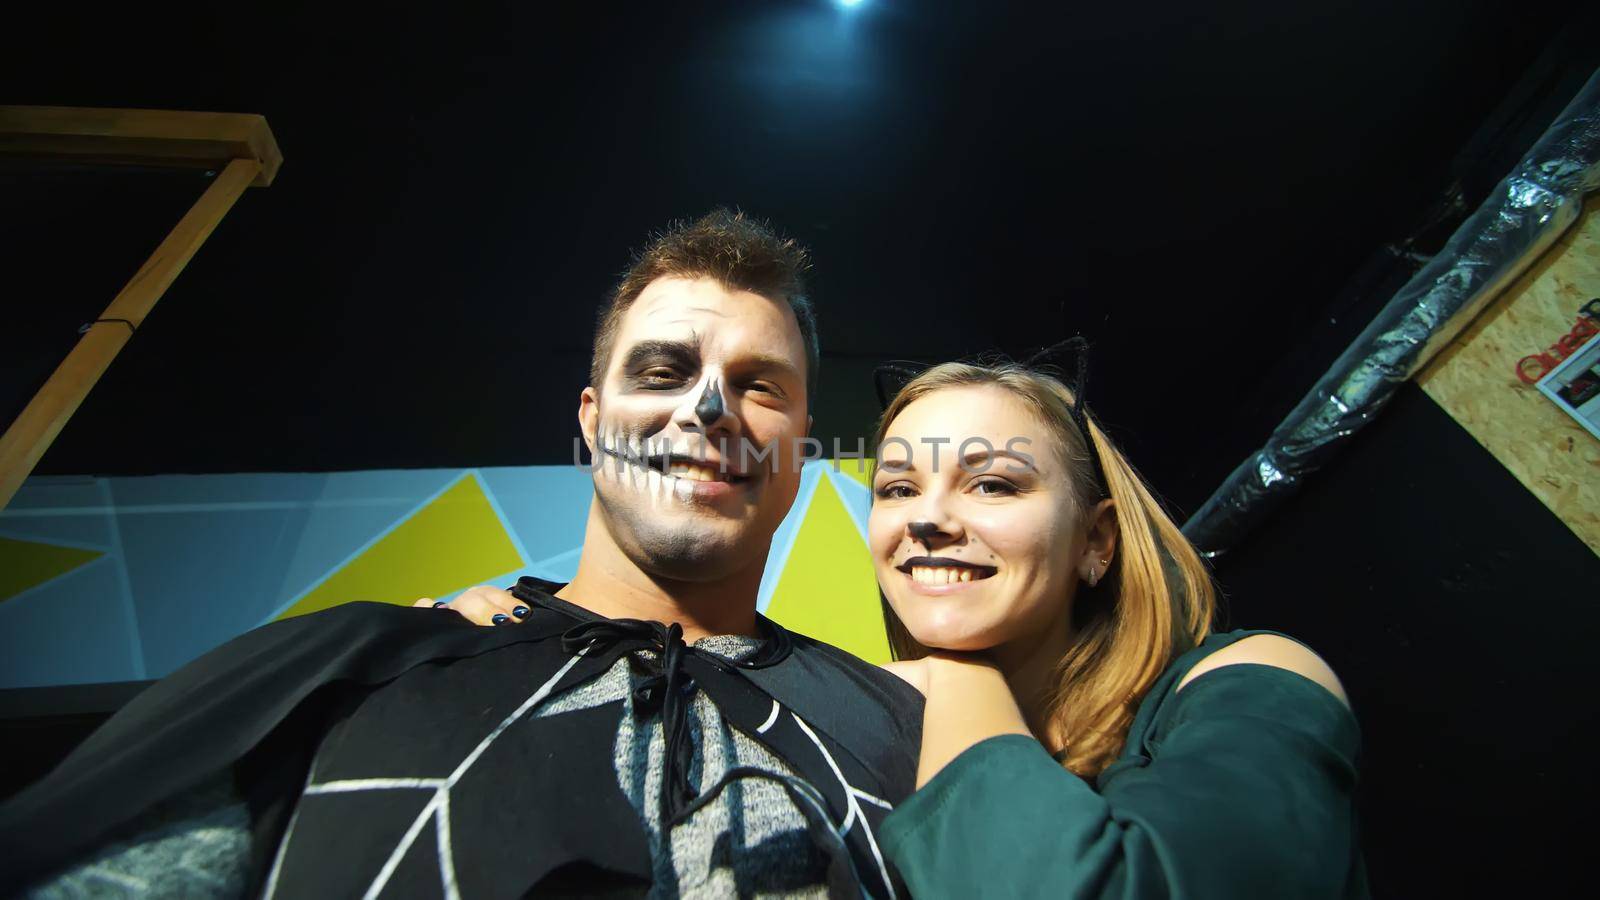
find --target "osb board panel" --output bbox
[1418,196,1600,555]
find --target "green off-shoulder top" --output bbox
[880,629,1368,899]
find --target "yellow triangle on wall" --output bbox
[764,474,890,664]
[0,536,103,604]
[276,473,523,620]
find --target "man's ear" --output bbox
[579,386,600,453]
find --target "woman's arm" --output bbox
[881,650,1364,899]
[914,654,1033,788]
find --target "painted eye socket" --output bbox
[638,368,686,386]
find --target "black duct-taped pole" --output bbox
[1183,67,1600,557]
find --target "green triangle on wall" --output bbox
[764,473,890,664]
[276,473,524,619]
[0,536,104,604]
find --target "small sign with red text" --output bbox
[1535,315,1600,442]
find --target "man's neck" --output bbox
[554,509,765,643]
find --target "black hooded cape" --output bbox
[0,580,922,897]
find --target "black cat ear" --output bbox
[873,361,931,410]
[1023,335,1092,409]
[1023,334,1106,495]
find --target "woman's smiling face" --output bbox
[869,384,1086,652]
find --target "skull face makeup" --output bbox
[579,275,812,583]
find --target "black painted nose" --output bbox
[694,377,725,425]
[908,521,940,552]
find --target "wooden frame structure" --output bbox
[0,106,282,509]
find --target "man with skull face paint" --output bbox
[1,211,922,898]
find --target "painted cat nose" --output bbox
[908,521,940,551]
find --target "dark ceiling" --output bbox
[3,0,1591,515]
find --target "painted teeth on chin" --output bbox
[599,433,728,499]
[599,433,619,480]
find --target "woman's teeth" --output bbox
[909,566,983,585]
[667,462,721,482]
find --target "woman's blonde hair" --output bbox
[872,361,1215,778]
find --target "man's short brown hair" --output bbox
[590,209,819,406]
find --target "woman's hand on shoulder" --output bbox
[411,585,528,626]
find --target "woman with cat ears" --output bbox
[869,337,1366,898]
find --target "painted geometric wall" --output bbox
[0,461,886,688]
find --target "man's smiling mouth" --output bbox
[895,556,998,585]
[645,453,752,484]
[598,438,753,485]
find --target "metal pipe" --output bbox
[1183,68,1600,556]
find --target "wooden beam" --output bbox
[0,157,262,509]
[0,106,282,186]
[1417,196,1600,556]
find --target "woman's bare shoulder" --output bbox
[1176,634,1349,708]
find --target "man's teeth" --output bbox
[909,566,985,585]
[667,462,722,482]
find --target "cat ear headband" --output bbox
[872,335,1106,496]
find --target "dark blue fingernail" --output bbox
[492,614,509,625]
[513,606,530,618]
[432,601,449,608]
